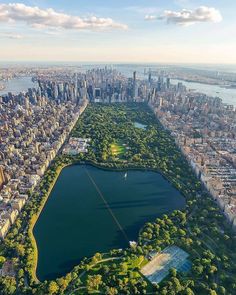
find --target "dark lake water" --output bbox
[33,165,185,281]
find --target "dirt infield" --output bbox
[141,246,189,284]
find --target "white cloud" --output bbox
[145,15,159,21]
[145,6,222,26]
[0,32,24,39]
[0,3,128,31]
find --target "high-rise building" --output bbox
[133,71,138,99]
[167,77,170,89]
[159,97,163,108]
[81,79,88,101]
[157,77,162,92]
[148,72,152,84]
[0,166,6,190]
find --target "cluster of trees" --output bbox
[135,197,236,295]
[71,253,149,294]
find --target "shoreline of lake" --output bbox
[32,161,185,281]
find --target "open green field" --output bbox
[110,141,127,157]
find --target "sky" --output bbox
[0,0,235,64]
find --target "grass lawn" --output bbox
[110,141,127,157]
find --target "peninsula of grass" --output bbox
[1,103,236,295]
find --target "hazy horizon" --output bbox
[1,61,236,74]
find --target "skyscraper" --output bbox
[75,72,78,100]
[167,77,171,89]
[0,166,6,190]
[133,71,138,100]
[148,72,152,84]
[157,77,162,92]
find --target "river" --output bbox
[172,79,236,106]
[0,76,36,96]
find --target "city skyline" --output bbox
[0,0,235,64]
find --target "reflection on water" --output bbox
[34,165,185,280]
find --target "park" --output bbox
[1,103,236,295]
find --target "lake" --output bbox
[33,165,185,281]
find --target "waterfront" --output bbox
[103,64,236,106]
[0,76,36,95]
[96,64,236,106]
[33,165,185,281]
[1,66,236,106]
[172,78,236,106]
